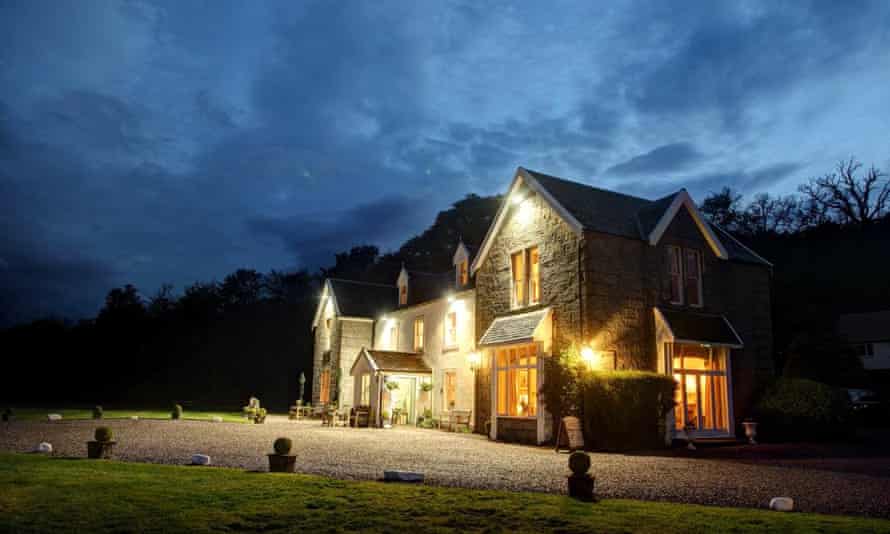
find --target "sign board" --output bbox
[555,416,584,452]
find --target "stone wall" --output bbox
[496,417,537,444]
[335,319,374,407]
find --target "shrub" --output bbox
[755,378,851,441]
[254,408,268,424]
[171,404,183,420]
[568,451,590,475]
[94,427,113,442]
[580,371,675,451]
[92,406,104,420]
[273,437,293,455]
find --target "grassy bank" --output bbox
[7,407,247,423]
[0,453,887,533]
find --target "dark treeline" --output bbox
[2,159,887,409]
[0,195,501,411]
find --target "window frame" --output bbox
[413,316,424,352]
[443,310,458,349]
[510,245,541,309]
[667,245,684,305]
[443,369,457,410]
[360,373,370,405]
[399,284,408,306]
[389,321,399,350]
[495,343,539,418]
[458,260,469,286]
[685,249,703,308]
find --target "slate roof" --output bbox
[329,279,398,318]
[523,168,771,267]
[658,308,743,347]
[838,310,890,343]
[404,270,454,306]
[478,307,550,347]
[363,349,432,373]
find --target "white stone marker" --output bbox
[130,416,139,420]
[47,414,62,421]
[35,442,53,453]
[211,416,223,423]
[191,454,212,466]
[769,497,794,512]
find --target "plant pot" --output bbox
[567,473,595,502]
[267,454,296,473]
[742,421,758,444]
[86,440,116,459]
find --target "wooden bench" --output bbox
[451,409,471,432]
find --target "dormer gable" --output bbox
[641,190,728,260]
[453,240,470,287]
[397,266,409,306]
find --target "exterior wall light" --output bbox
[467,351,481,371]
[512,194,526,205]
[580,346,597,367]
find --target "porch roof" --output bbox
[657,307,743,348]
[352,347,432,374]
[478,307,550,347]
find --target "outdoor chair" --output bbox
[334,407,350,427]
[451,409,471,432]
[437,411,452,431]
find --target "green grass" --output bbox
[0,454,887,533]
[9,407,248,423]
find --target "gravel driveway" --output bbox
[3,417,889,518]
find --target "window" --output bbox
[667,246,683,304]
[389,321,399,350]
[325,318,332,330]
[458,260,469,286]
[495,344,538,417]
[413,317,424,352]
[685,249,702,307]
[399,284,407,306]
[360,374,370,405]
[671,344,729,433]
[319,369,331,404]
[443,370,457,409]
[511,246,540,308]
[444,311,458,348]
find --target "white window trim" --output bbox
[443,311,458,350]
[667,343,734,438]
[413,316,424,352]
[509,245,541,310]
[667,246,704,308]
[494,343,539,419]
[686,249,704,308]
[668,245,684,306]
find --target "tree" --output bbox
[741,193,800,234]
[321,245,380,280]
[220,269,264,307]
[265,269,314,303]
[799,157,890,225]
[699,187,744,231]
[147,283,177,318]
[97,284,145,325]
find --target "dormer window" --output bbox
[399,284,407,306]
[666,245,703,307]
[458,260,469,286]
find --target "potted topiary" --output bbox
[268,437,296,473]
[254,408,268,424]
[171,404,183,420]
[381,410,391,428]
[87,427,116,459]
[567,451,595,502]
[92,405,104,420]
[742,418,758,445]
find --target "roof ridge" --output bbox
[523,167,654,203]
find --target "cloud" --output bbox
[606,143,703,176]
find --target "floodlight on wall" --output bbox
[467,351,482,372]
[580,346,597,367]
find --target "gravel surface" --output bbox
[3,417,890,518]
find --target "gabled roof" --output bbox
[311,278,398,329]
[401,270,454,307]
[471,167,769,273]
[351,347,432,374]
[838,310,890,344]
[478,307,550,347]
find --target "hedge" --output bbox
[754,378,851,442]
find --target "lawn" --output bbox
[8,407,247,423]
[1,454,887,533]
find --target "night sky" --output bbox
[1,1,889,325]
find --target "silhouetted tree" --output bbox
[147,283,177,318]
[220,269,264,307]
[799,157,889,225]
[700,187,744,231]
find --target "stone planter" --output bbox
[567,473,596,502]
[267,454,296,473]
[86,440,116,459]
[743,421,758,445]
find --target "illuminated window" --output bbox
[319,369,331,404]
[399,284,408,306]
[511,246,540,308]
[444,311,458,348]
[672,344,728,433]
[360,374,370,405]
[685,249,702,307]
[458,260,469,286]
[443,370,457,409]
[495,344,538,417]
[667,246,683,305]
[413,316,424,352]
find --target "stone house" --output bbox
[472,167,773,444]
[311,166,773,445]
[312,243,478,427]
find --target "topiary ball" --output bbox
[92,406,104,419]
[171,404,183,420]
[568,451,591,475]
[94,427,113,442]
[273,437,293,455]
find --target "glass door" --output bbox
[672,344,730,435]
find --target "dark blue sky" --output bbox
[1,1,889,324]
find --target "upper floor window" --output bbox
[511,246,540,308]
[388,321,399,350]
[413,316,424,352]
[399,284,408,306]
[458,260,469,286]
[444,310,458,348]
[667,246,703,307]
